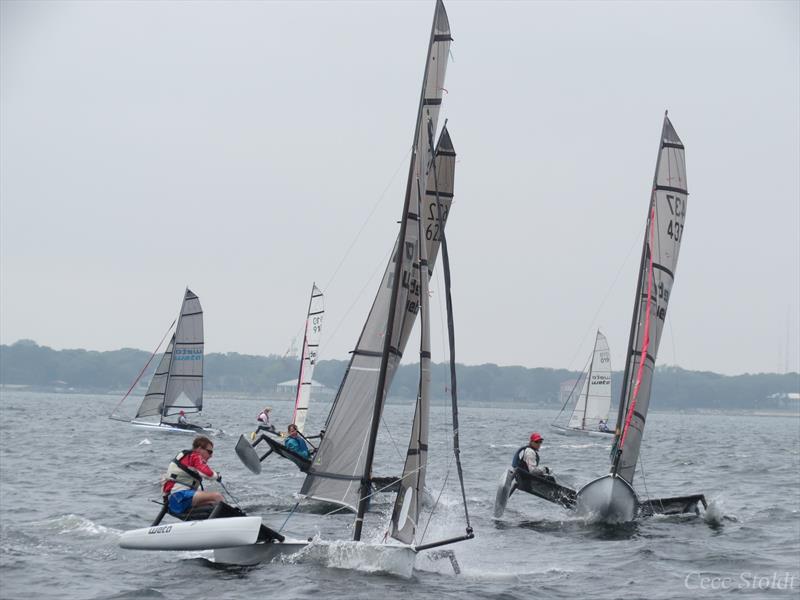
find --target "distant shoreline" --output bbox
[3,387,799,417]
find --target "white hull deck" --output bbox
[131,420,218,436]
[119,516,418,577]
[120,516,264,550]
[550,423,614,439]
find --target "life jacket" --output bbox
[285,435,309,459]
[165,450,204,493]
[511,445,538,471]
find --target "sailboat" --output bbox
[112,288,216,436]
[495,113,706,522]
[120,0,472,572]
[292,283,324,434]
[550,330,614,437]
[239,283,326,471]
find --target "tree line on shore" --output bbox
[1,339,798,410]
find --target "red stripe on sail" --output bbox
[619,200,656,451]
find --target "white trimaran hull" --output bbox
[130,420,218,436]
[549,423,614,438]
[119,516,418,574]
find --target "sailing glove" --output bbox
[216,474,223,482]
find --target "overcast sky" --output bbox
[2,0,798,377]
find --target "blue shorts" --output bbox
[168,489,195,514]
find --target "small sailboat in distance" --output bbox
[496,113,706,522]
[551,330,614,437]
[292,283,324,435]
[111,288,216,435]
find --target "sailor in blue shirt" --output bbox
[285,423,310,459]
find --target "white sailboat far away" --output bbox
[119,0,472,575]
[550,330,615,437]
[495,113,706,523]
[110,288,217,436]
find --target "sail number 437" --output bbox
[666,194,686,242]
[667,220,683,241]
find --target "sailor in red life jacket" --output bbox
[163,436,224,516]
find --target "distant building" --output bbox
[275,379,332,397]
[764,392,800,409]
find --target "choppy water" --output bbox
[1,390,798,599]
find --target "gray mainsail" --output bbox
[612,114,688,483]
[135,289,204,420]
[299,0,452,512]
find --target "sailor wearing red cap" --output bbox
[516,432,550,476]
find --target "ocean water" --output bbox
[0,390,798,599]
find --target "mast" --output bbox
[613,230,649,444]
[581,332,598,430]
[389,176,432,544]
[353,0,451,542]
[353,155,415,540]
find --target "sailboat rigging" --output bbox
[111,288,216,436]
[120,0,471,572]
[495,113,706,522]
[551,330,614,437]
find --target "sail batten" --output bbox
[613,115,688,484]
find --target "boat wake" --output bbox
[42,514,122,539]
[703,496,728,527]
[279,536,417,579]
